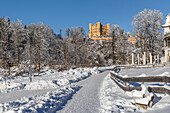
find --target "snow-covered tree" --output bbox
[27,23,57,72]
[70,27,86,66]
[110,25,120,64]
[11,20,29,64]
[132,9,164,58]
[0,17,11,76]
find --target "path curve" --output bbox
[57,71,109,113]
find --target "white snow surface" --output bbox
[0,67,100,112]
[0,66,170,113]
[57,71,109,113]
[119,67,170,77]
[99,73,137,113]
[100,67,170,113]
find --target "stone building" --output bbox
[87,22,137,42]
[127,33,139,44]
[162,14,170,63]
[87,22,111,40]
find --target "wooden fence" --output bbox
[110,72,170,95]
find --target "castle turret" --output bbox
[87,22,111,40]
[89,23,93,38]
[97,22,101,37]
[107,23,110,36]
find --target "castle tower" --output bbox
[87,22,111,40]
[89,23,93,38]
[107,23,110,36]
[97,22,101,37]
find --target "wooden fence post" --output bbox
[125,82,127,86]
[164,82,167,85]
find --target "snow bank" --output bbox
[0,82,25,93]
[0,85,80,113]
[131,84,150,98]
[0,67,100,112]
[158,72,170,77]
[53,79,70,86]
[98,66,116,70]
[131,84,154,105]
[101,67,170,112]
[99,73,169,112]
[119,67,170,77]
[0,67,99,91]
[57,67,99,83]
[139,74,147,77]
[99,73,137,112]
[24,80,57,90]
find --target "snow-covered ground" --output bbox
[119,67,170,77]
[100,67,170,113]
[0,66,170,113]
[57,71,109,113]
[0,67,99,112]
[99,73,137,113]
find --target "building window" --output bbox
[168,38,170,46]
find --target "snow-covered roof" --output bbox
[162,13,170,27]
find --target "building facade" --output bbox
[87,22,137,42]
[87,22,110,38]
[127,33,139,44]
[162,14,170,63]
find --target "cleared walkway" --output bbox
[57,71,109,113]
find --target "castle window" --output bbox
[168,38,170,46]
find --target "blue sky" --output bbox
[0,0,169,36]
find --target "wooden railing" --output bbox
[110,72,170,84]
[110,72,170,95]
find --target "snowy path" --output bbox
[56,71,109,113]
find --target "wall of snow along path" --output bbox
[25,67,99,90]
[0,67,100,112]
[0,85,80,113]
[0,82,25,93]
[99,73,137,113]
[0,67,99,91]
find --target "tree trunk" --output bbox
[74,44,77,66]
[112,31,115,64]
[63,43,67,65]
[17,33,20,65]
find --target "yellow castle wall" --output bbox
[88,22,110,38]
